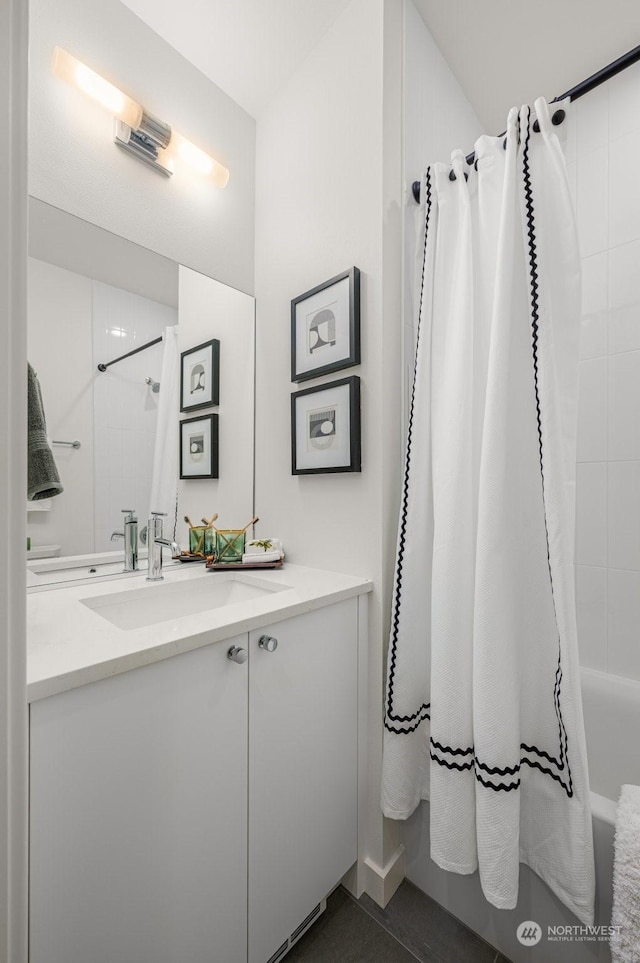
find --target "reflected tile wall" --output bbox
[92,281,177,553]
[574,60,640,681]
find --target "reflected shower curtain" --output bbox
[149,326,180,539]
[382,99,595,923]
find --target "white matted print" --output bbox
[291,268,360,382]
[180,414,219,479]
[291,376,361,474]
[180,339,220,412]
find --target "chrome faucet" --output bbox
[146,512,180,581]
[111,509,138,572]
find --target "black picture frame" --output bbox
[180,338,220,412]
[291,267,360,383]
[179,414,219,479]
[291,376,361,475]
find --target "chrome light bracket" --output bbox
[114,111,173,177]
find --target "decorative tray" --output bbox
[205,558,284,572]
[175,553,208,563]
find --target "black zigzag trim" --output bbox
[430,734,572,796]
[430,750,519,791]
[384,168,433,735]
[521,107,573,799]
[431,752,473,773]
[430,749,573,795]
[431,739,472,757]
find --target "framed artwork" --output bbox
[291,376,361,475]
[180,339,220,412]
[180,414,219,479]
[291,267,360,383]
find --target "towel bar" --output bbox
[52,440,81,450]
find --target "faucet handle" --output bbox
[122,508,137,522]
[149,512,166,538]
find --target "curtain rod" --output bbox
[97,334,163,372]
[412,43,640,203]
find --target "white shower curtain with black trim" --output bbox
[382,98,595,924]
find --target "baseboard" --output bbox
[361,845,406,908]
[341,862,363,899]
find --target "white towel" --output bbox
[611,784,640,962]
[245,538,283,556]
[27,499,52,512]
[242,551,281,565]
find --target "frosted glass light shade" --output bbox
[52,46,230,188]
[52,47,143,130]
[170,132,230,188]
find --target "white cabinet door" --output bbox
[248,599,358,963]
[30,635,249,963]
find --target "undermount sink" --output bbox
[81,574,289,631]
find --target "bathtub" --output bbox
[403,667,640,963]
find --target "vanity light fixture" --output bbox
[51,47,230,187]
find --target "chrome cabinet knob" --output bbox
[227,646,248,664]
[258,635,278,652]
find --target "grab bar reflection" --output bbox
[52,440,81,450]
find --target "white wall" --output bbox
[92,282,176,552]
[567,60,640,682]
[402,0,483,424]
[255,0,385,586]
[28,0,255,295]
[177,266,255,551]
[27,257,94,557]
[254,0,407,900]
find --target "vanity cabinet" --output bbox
[248,601,358,963]
[29,599,359,963]
[30,632,250,963]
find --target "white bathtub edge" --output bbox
[591,789,617,827]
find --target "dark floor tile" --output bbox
[357,880,497,963]
[495,956,513,963]
[285,887,418,963]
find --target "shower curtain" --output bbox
[382,98,595,924]
[149,325,180,539]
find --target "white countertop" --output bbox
[27,563,373,702]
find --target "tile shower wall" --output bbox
[93,282,177,553]
[566,61,640,681]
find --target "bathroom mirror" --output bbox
[25,0,257,584]
[26,199,255,578]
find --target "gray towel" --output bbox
[27,363,63,501]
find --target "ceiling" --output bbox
[413,0,640,131]
[120,0,352,119]
[121,0,640,129]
